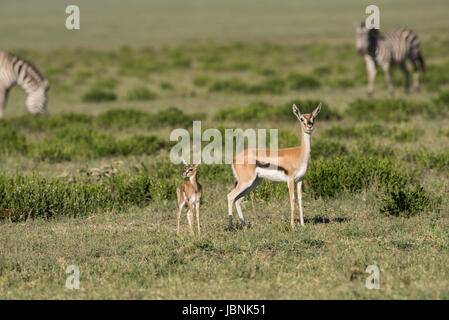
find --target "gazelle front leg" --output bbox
[187,201,194,235]
[287,179,295,229]
[195,203,201,234]
[296,180,304,227]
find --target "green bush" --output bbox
[32,126,167,161]
[312,140,348,159]
[433,90,449,108]
[193,76,211,87]
[82,88,117,102]
[246,78,286,94]
[0,172,178,222]
[287,73,321,90]
[95,108,205,129]
[408,149,449,171]
[346,99,428,122]
[213,102,277,122]
[94,109,150,128]
[0,126,28,155]
[306,156,410,198]
[209,79,249,93]
[126,87,157,101]
[380,185,433,217]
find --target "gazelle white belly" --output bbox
[256,167,289,182]
[293,163,308,182]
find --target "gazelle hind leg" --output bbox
[227,177,260,229]
[176,201,185,234]
[234,177,262,228]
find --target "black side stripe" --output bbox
[256,160,288,175]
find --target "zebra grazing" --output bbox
[354,22,425,97]
[0,51,49,118]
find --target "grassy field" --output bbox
[0,0,448,299]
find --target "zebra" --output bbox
[0,51,49,118]
[354,22,425,97]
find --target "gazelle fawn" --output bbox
[227,102,321,230]
[176,161,202,235]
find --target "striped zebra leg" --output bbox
[0,86,9,118]
[410,60,420,91]
[399,62,411,94]
[364,55,377,97]
[381,63,394,97]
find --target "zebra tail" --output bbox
[417,52,426,73]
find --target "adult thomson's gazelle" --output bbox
[176,160,202,235]
[227,102,321,230]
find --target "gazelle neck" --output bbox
[189,175,199,189]
[300,130,312,163]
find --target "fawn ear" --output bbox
[312,102,322,119]
[292,104,302,121]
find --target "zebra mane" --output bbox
[20,57,46,84]
[9,52,47,87]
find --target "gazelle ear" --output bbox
[182,157,188,165]
[292,104,302,120]
[312,102,322,119]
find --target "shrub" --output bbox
[433,90,449,108]
[408,150,449,171]
[209,79,248,93]
[0,126,28,155]
[346,98,428,122]
[380,185,433,217]
[32,126,167,161]
[312,140,348,159]
[160,81,174,90]
[0,172,178,222]
[246,78,286,94]
[193,76,211,87]
[82,88,117,102]
[95,109,150,128]
[95,108,204,129]
[287,73,321,90]
[173,56,191,68]
[306,156,409,198]
[126,87,157,101]
[94,78,118,89]
[213,102,277,122]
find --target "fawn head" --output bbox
[292,102,321,135]
[181,158,199,178]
